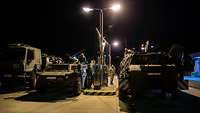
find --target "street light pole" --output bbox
[99,9,104,65]
[99,9,104,87]
[108,44,111,69]
[83,4,121,66]
[82,3,121,88]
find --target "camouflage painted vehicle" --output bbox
[35,63,82,95]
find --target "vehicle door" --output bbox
[25,49,35,72]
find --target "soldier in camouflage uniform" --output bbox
[109,65,116,85]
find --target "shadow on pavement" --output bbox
[0,85,28,94]
[119,91,200,113]
[14,88,79,102]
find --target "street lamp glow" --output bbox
[82,7,93,12]
[113,41,119,47]
[110,4,121,12]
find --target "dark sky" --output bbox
[1,0,199,57]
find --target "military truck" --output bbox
[128,52,178,98]
[119,48,180,99]
[0,43,42,88]
[0,43,82,95]
[35,61,82,95]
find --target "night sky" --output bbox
[1,0,199,58]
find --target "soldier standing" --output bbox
[109,65,116,85]
[79,53,86,64]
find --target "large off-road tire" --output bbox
[30,71,43,91]
[73,76,82,96]
[32,72,37,89]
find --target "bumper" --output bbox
[37,72,80,87]
[128,71,178,92]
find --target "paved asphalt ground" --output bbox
[0,75,120,113]
[0,87,119,113]
[0,77,200,113]
[119,87,200,113]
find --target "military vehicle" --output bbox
[128,52,178,98]
[0,43,83,95]
[35,55,82,95]
[0,43,42,88]
[119,43,188,98]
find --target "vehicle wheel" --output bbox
[119,89,127,100]
[31,71,37,89]
[73,77,81,96]
[30,71,43,90]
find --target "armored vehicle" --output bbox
[119,48,181,99]
[35,59,82,95]
[128,52,178,98]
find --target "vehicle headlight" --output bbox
[65,75,69,79]
[129,65,141,71]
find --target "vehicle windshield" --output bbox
[0,48,26,63]
[131,53,166,65]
